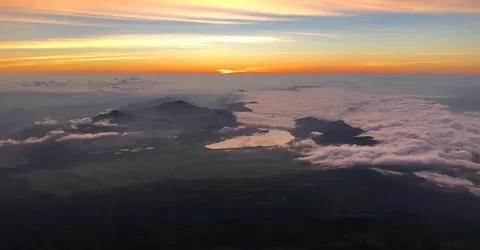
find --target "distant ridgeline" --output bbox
[0,96,380,189]
[0,99,241,170]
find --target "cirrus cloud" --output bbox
[0,34,290,50]
[1,0,479,25]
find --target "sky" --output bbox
[0,0,479,73]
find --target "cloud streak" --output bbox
[0,54,131,63]
[57,132,121,141]
[0,34,289,50]
[370,167,406,176]
[0,53,159,69]
[288,32,339,38]
[34,118,59,125]
[69,117,93,125]
[0,16,109,27]
[92,121,119,127]
[2,0,479,25]
[416,53,467,56]
[364,60,465,67]
[0,135,52,146]
[415,171,480,196]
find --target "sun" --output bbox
[217,69,234,74]
[217,67,267,74]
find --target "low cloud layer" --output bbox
[238,87,480,195]
[0,131,128,145]
[48,130,66,135]
[0,76,172,93]
[1,113,128,146]
[239,88,480,170]
[68,118,118,129]
[92,121,119,127]
[69,117,94,125]
[34,118,58,125]
[21,81,67,88]
[414,171,480,196]
[57,132,121,141]
[0,135,52,146]
[86,76,165,92]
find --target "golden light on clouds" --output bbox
[0,54,156,69]
[0,16,108,27]
[0,35,289,50]
[364,60,466,67]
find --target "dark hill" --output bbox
[121,97,181,111]
[154,100,201,113]
[291,117,378,146]
[92,109,133,122]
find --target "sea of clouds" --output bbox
[237,87,480,194]
[2,83,480,195]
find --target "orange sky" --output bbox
[0,0,479,73]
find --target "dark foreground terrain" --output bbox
[1,168,480,250]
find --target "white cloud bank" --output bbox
[238,88,480,170]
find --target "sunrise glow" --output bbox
[0,0,479,73]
